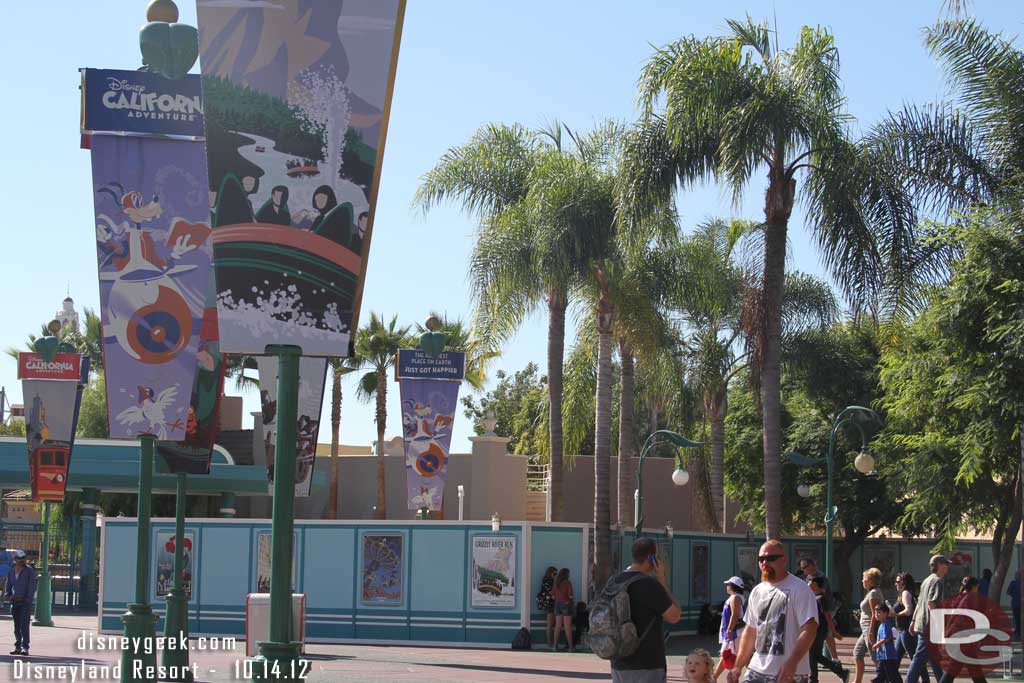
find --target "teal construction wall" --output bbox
[99,519,1021,646]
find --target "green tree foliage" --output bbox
[461,363,547,456]
[76,373,108,439]
[878,204,1024,599]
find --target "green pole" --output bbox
[635,435,655,536]
[32,501,54,626]
[253,345,302,681]
[120,434,158,683]
[824,440,835,588]
[160,473,192,681]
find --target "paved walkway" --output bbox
[0,613,1018,683]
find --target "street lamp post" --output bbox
[785,405,879,586]
[635,430,703,536]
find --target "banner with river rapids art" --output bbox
[196,0,406,356]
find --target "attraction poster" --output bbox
[155,530,195,599]
[256,530,298,594]
[396,350,465,511]
[256,356,327,497]
[18,353,89,502]
[471,535,516,608]
[944,549,974,597]
[691,543,709,604]
[88,134,214,444]
[656,538,672,592]
[361,534,403,605]
[864,545,899,601]
[793,543,821,572]
[737,545,758,587]
[196,0,407,356]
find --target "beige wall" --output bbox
[557,456,749,533]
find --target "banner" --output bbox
[155,301,225,474]
[196,0,406,356]
[256,357,327,497]
[396,350,464,511]
[471,535,516,608]
[88,133,215,445]
[18,353,89,502]
[81,68,205,139]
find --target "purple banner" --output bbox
[89,135,214,443]
[398,378,460,511]
[257,356,326,497]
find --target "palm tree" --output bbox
[326,357,358,519]
[415,123,589,521]
[862,19,1023,320]
[659,219,838,530]
[345,313,412,519]
[620,18,888,538]
[530,121,673,586]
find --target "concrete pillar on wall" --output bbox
[468,434,528,521]
[219,492,237,518]
[79,487,100,609]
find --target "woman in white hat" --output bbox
[713,576,746,681]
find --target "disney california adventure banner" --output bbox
[196,0,406,356]
[83,71,221,474]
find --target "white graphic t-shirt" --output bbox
[742,572,819,676]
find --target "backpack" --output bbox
[511,627,532,650]
[589,573,656,660]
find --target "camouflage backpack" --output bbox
[589,574,656,659]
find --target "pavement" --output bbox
[0,612,1019,683]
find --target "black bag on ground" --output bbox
[511,627,532,650]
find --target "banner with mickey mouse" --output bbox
[396,349,465,512]
[82,69,221,474]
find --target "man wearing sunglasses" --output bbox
[728,540,819,683]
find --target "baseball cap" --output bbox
[724,576,744,589]
[13,550,26,559]
[930,554,950,565]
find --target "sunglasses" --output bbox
[758,554,784,564]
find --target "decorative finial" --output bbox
[47,320,62,336]
[147,0,180,23]
[140,0,199,80]
[419,315,447,357]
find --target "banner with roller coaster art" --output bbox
[256,356,326,497]
[196,0,407,356]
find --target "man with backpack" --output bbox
[728,540,818,683]
[590,537,681,682]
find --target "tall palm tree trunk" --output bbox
[375,372,388,519]
[548,290,567,521]
[761,161,795,540]
[617,341,636,529]
[707,387,727,531]
[593,276,614,589]
[329,366,342,519]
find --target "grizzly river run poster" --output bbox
[196,0,406,356]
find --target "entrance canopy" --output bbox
[0,437,286,495]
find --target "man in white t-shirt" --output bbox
[728,540,819,683]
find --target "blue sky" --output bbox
[0,1,1021,455]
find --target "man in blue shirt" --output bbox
[4,550,37,656]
